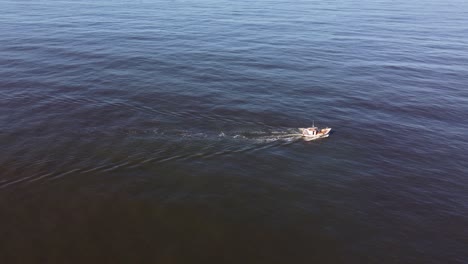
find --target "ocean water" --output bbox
[1,0,468,263]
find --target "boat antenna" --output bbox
[313,120,315,127]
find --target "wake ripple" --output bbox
[0,127,308,189]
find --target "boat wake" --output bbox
[0,128,312,190]
[222,128,304,143]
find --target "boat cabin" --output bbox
[304,127,318,136]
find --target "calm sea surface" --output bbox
[1,0,468,263]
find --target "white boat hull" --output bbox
[299,127,331,141]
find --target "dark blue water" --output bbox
[1,0,468,263]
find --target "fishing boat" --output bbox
[299,126,331,140]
